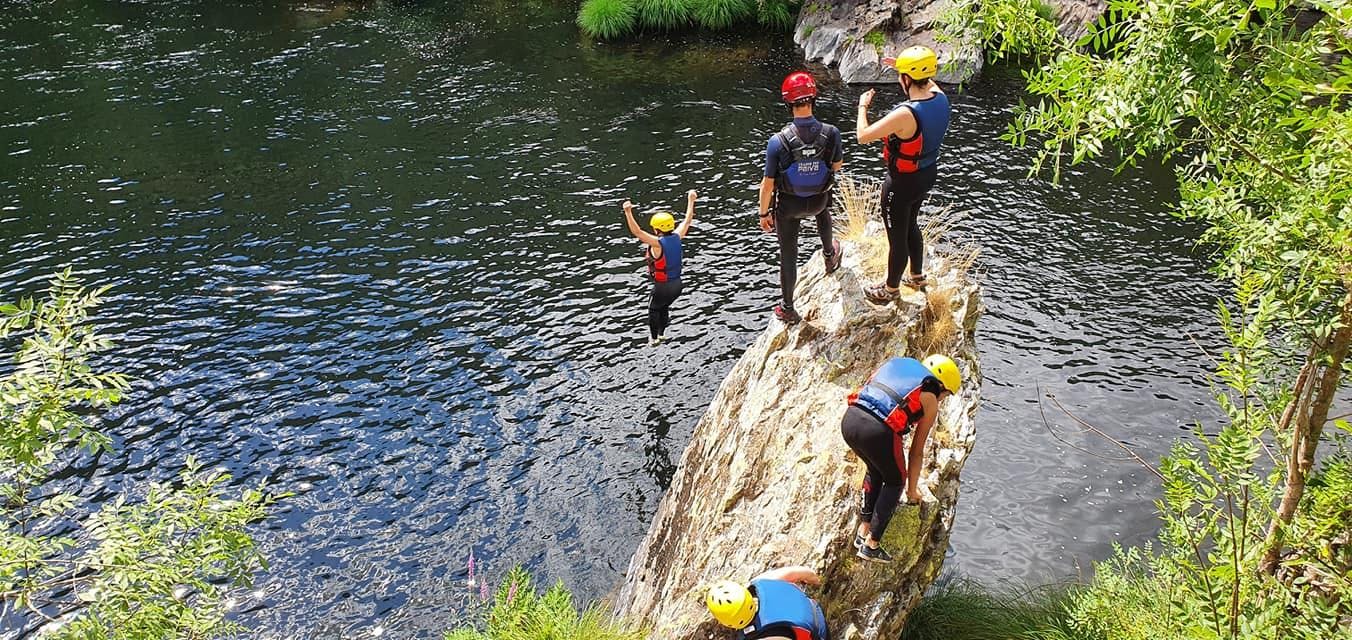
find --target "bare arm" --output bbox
[758,178,776,232]
[906,394,940,503]
[858,106,914,145]
[676,189,696,238]
[753,565,821,586]
[623,200,661,248]
[831,160,843,172]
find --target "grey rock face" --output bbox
[795,0,1103,84]
[615,224,983,639]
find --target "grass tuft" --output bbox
[692,0,755,30]
[902,573,1089,640]
[634,0,696,30]
[757,0,796,30]
[578,0,639,39]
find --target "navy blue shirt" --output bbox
[763,116,844,180]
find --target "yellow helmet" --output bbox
[650,211,676,233]
[705,581,757,629]
[886,45,938,80]
[923,354,961,394]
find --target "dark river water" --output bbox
[0,0,1226,637]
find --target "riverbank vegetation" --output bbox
[444,567,644,640]
[577,0,798,39]
[933,0,1352,637]
[0,271,277,639]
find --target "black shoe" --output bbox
[853,533,866,550]
[773,305,801,324]
[857,544,894,564]
[824,240,843,275]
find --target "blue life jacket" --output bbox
[883,91,950,174]
[737,579,829,640]
[848,357,939,433]
[774,122,837,198]
[647,233,682,283]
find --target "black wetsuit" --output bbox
[880,167,937,287]
[765,117,843,312]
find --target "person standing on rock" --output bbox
[758,71,845,325]
[623,190,696,345]
[841,354,961,563]
[705,565,830,639]
[854,46,951,303]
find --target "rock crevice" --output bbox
[616,215,983,639]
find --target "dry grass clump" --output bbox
[835,174,889,275]
[831,173,980,358]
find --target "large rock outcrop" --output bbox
[795,0,1106,83]
[615,217,982,639]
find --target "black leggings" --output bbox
[840,405,907,541]
[648,279,683,339]
[774,192,835,310]
[880,168,937,288]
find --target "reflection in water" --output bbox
[0,0,1223,637]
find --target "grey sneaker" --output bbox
[857,544,894,564]
[824,240,843,275]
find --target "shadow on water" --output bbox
[0,0,1222,636]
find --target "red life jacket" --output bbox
[882,92,950,175]
[646,245,669,283]
[846,357,936,433]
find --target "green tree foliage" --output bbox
[0,270,276,639]
[445,567,645,640]
[577,0,798,38]
[940,0,1352,637]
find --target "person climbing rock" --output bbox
[624,190,696,345]
[854,46,951,303]
[705,566,830,639]
[841,354,961,563]
[759,71,845,325]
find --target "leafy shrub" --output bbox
[578,0,638,39]
[0,270,277,639]
[634,0,695,30]
[445,567,644,640]
[691,0,754,30]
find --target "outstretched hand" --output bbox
[623,200,634,215]
[687,189,697,203]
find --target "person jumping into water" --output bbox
[841,354,961,563]
[759,71,844,325]
[855,46,951,302]
[624,190,696,345]
[705,565,830,639]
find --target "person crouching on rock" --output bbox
[623,190,696,345]
[759,71,844,325]
[841,354,961,563]
[705,566,829,640]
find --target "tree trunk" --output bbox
[1259,290,1352,575]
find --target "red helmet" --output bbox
[780,71,817,104]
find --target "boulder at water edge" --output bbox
[795,0,1107,84]
[615,232,982,640]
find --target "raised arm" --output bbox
[753,565,821,586]
[623,200,661,248]
[906,394,940,503]
[856,90,915,144]
[676,189,696,238]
